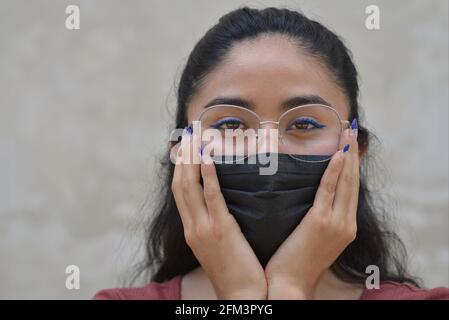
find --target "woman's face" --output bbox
[186,34,351,154]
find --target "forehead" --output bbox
[187,35,350,121]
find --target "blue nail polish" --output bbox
[350,118,358,130]
[198,146,203,156]
[343,144,350,153]
[184,125,193,135]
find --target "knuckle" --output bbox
[181,178,191,193]
[343,173,353,185]
[203,185,219,202]
[324,181,337,194]
[331,154,344,170]
[183,229,195,246]
[315,216,331,230]
[184,223,212,246]
[171,179,180,193]
[334,154,344,167]
[211,221,226,239]
[201,162,212,176]
[194,223,211,240]
[346,223,358,242]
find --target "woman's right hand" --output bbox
[171,132,267,299]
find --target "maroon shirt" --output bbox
[93,275,449,300]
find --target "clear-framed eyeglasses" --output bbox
[192,103,351,163]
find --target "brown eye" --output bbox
[211,118,246,130]
[287,117,326,131]
[222,122,241,130]
[294,123,313,130]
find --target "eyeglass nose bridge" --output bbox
[259,120,280,127]
[255,120,282,140]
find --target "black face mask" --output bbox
[214,153,330,267]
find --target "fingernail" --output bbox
[350,119,358,137]
[184,124,193,136]
[343,144,350,153]
[198,146,203,156]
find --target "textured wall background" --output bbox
[0,0,447,299]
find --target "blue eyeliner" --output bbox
[210,117,243,129]
[292,117,326,129]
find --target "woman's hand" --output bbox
[171,131,267,299]
[265,126,360,299]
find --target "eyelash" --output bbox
[211,118,245,129]
[289,118,325,130]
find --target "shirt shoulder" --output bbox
[92,275,182,300]
[361,281,449,300]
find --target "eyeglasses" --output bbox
[194,104,350,163]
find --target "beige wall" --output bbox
[0,0,447,299]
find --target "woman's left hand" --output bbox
[265,127,360,299]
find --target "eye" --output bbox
[287,117,326,131]
[210,117,247,130]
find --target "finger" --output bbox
[332,128,356,219]
[172,151,192,229]
[201,160,229,221]
[181,132,209,225]
[349,123,360,220]
[170,141,182,165]
[312,149,345,214]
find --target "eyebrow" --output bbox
[202,94,332,110]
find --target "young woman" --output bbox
[94,7,449,300]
